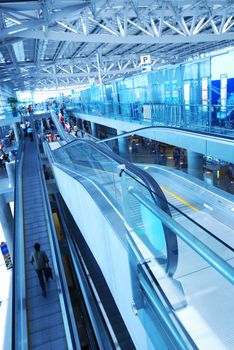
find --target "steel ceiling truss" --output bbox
[0,0,234,90]
[17,55,154,88]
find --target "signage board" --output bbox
[1,242,13,270]
[141,55,151,72]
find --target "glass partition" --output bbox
[121,170,234,350]
[100,129,234,197]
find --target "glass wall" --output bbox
[74,50,234,132]
[211,51,234,128]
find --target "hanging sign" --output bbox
[1,242,13,270]
[141,55,151,72]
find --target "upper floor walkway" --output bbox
[67,101,234,137]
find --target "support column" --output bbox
[117,129,128,157]
[5,161,15,188]
[12,123,19,143]
[81,119,85,132]
[91,122,97,138]
[187,151,204,180]
[0,194,14,257]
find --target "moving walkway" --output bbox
[44,134,234,350]
[12,130,80,349]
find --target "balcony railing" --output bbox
[66,101,234,133]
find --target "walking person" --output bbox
[27,126,33,141]
[25,119,31,136]
[30,243,49,297]
[173,147,181,169]
[20,122,27,137]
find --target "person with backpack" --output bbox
[30,243,49,297]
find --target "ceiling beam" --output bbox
[0,3,90,41]
[29,67,139,79]
[0,54,152,69]
[16,30,234,44]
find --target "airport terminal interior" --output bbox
[0,1,234,349]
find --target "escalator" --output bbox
[44,135,234,349]
[12,129,80,349]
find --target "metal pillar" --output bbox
[0,194,14,257]
[187,150,204,180]
[117,129,128,156]
[91,122,97,138]
[5,161,15,188]
[12,123,19,143]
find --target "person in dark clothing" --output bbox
[43,164,50,180]
[30,243,49,297]
[173,147,181,169]
[2,152,10,163]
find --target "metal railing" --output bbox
[12,134,28,350]
[33,121,81,350]
[68,101,234,133]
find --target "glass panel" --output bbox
[101,128,234,197]
[120,171,234,350]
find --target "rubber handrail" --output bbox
[12,133,28,350]
[96,125,234,143]
[53,138,178,276]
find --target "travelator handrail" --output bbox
[12,134,28,350]
[54,137,178,274]
[33,121,81,349]
[96,125,234,143]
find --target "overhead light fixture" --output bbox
[9,27,28,35]
[56,21,77,33]
[6,17,21,25]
